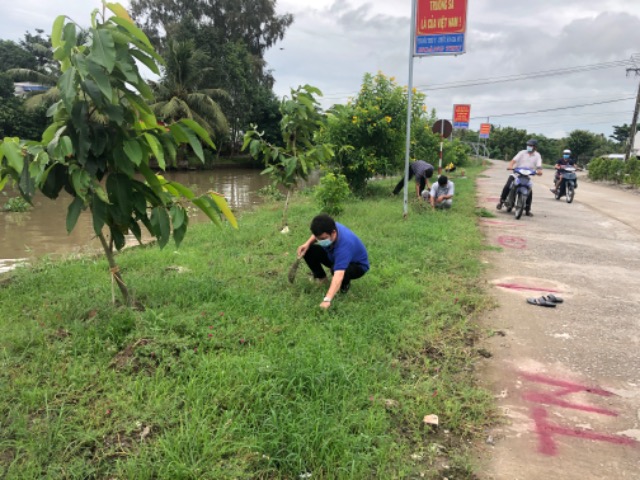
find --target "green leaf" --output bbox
[90,29,116,73]
[110,226,126,250]
[170,205,186,230]
[170,123,204,162]
[91,179,110,204]
[179,119,215,149]
[86,60,113,101]
[128,219,142,244]
[105,2,133,21]
[58,67,77,110]
[173,222,187,247]
[19,157,35,202]
[41,122,65,144]
[51,16,65,50]
[91,195,108,235]
[192,197,221,227]
[108,15,153,48]
[1,141,24,173]
[143,133,165,169]
[207,192,238,229]
[71,168,91,201]
[0,175,8,192]
[138,163,163,191]
[249,139,262,158]
[123,138,143,166]
[164,181,195,200]
[106,173,133,224]
[150,206,170,248]
[129,49,160,75]
[66,196,84,233]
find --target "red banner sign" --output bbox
[479,123,491,138]
[453,104,471,129]
[417,0,468,36]
[415,0,468,55]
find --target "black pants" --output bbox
[500,176,532,211]
[303,244,366,291]
[393,171,426,195]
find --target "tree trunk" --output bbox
[98,231,131,306]
[282,188,291,229]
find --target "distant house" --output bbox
[14,82,50,96]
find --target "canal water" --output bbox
[0,168,281,265]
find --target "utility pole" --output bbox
[625,56,640,161]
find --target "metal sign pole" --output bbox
[403,0,418,217]
[438,120,444,174]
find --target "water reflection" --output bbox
[0,167,306,261]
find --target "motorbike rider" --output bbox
[551,149,577,193]
[496,138,543,216]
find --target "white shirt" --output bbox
[512,150,542,170]
[430,181,455,199]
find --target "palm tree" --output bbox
[150,40,230,139]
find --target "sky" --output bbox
[3,0,640,139]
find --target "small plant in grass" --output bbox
[243,85,334,230]
[2,196,30,212]
[314,171,350,216]
[257,184,285,201]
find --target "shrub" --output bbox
[315,172,351,216]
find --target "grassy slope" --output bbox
[0,169,493,479]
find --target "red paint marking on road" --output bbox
[523,392,618,416]
[531,407,638,456]
[496,283,562,293]
[520,372,614,397]
[498,236,527,249]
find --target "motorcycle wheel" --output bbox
[555,186,561,200]
[566,183,574,203]
[514,192,525,220]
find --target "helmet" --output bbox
[526,139,538,147]
[563,149,571,154]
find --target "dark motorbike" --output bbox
[554,165,577,203]
[504,168,536,220]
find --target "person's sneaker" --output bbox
[339,283,351,294]
[525,211,534,217]
[496,202,503,210]
[550,188,556,193]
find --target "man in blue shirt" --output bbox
[296,214,370,310]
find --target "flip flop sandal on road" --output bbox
[543,294,564,304]
[526,297,557,307]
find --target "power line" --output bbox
[321,58,632,99]
[469,97,635,120]
[416,60,631,92]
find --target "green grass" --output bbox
[0,167,494,479]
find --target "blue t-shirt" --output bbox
[324,223,369,272]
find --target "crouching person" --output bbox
[422,175,454,209]
[296,214,370,310]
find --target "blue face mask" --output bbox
[316,238,333,247]
[563,154,570,159]
[526,146,533,152]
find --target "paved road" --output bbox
[476,160,640,480]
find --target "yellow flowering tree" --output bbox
[323,72,435,193]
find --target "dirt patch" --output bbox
[109,338,154,373]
